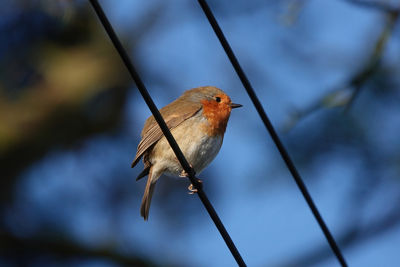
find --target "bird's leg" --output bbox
[188,178,203,195]
[178,165,202,194]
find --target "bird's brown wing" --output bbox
[131,100,202,168]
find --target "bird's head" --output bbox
[182,86,242,136]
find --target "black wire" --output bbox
[88,1,246,266]
[196,0,348,266]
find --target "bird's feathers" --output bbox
[140,167,156,220]
[136,165,150,181]
[131,99,202,168]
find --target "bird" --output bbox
[131,86,242,220]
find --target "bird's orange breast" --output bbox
[200,99,232,136]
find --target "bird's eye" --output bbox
[215,97,221,103]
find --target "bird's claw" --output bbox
[180,169,189,178]
[187,179,203,195]
[188,184,197,194]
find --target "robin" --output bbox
[131,86,242,220]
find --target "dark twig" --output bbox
[282,9,399,129]
[344,0,400,13]
[345,10,399,111]
[197,0,347,266]
[88,1,246,266]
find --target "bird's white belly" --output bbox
[151,116,223,177]
[184,133,223,174]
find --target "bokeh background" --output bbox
[1,0,400,266]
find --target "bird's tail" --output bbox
[140,167,161,220]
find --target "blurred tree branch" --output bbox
[0,2,164,203]
[344,0,400,13]
[0,10,130,202]
[281,0,307,26]
[283,10,399,131]
[0,231,158,267]
[344,9,399,111]
[277,198,400,266]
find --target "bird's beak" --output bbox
[230,103,243,109]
